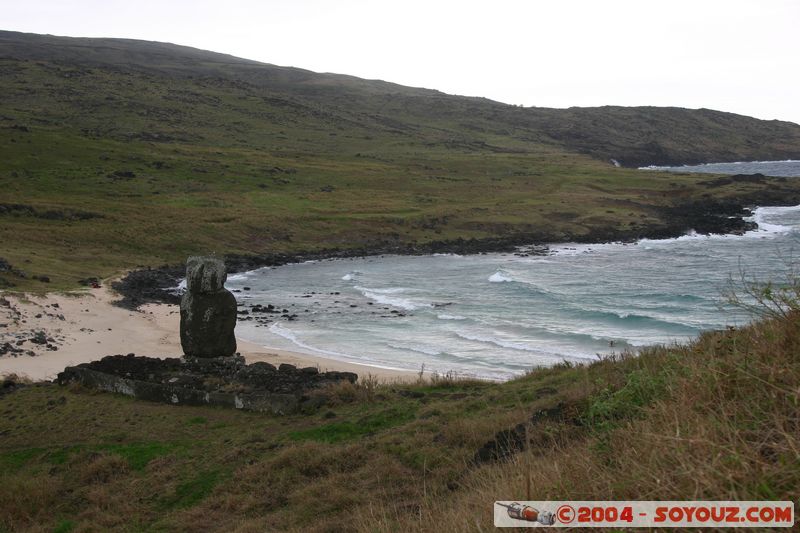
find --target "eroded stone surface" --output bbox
[56,354,358,414]
[180,256,237,357]
[185,256,227,294]
[180,290,237,357]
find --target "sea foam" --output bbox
[268,323,354,359]
[745,205,800,235]
[354,286,428,310]
[488,271,514,282]
[437,313,466,320]
[387,342,442,356]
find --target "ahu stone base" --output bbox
[57,354,357,415]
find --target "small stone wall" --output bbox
[57,354,357,415]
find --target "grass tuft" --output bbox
[52,519,75,533]
[161,470,221,510]
[289,408,415,443]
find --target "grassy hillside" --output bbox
[3,30,798,166]
[2,299,798,531]
[2,30,799,532]
[2,30,800,291]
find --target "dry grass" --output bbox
[427,370,489,389]
[359,316,800,532]
[0,475,62,531]
[1,313,798,531]
[314,374,383,405]
[0,373,33,385]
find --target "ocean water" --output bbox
[226,205,800,381]
[224,162,800,380]
[641,159,800,177]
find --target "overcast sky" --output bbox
[5,0,799,124]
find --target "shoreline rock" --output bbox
[110,190,800,310]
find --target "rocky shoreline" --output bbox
[111,189,800,310]
[0,296,65,358]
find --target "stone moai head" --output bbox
[179,256,237,357]
[185,256,227,294]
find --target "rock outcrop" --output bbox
[179,256,237,357]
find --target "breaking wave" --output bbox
[488,271,514,283]
[354,286,429,311]
[437,313,467,320]
[387,343,442,356]
[455,331,594,360]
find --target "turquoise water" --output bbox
[227,204,800,380]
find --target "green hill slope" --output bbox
[4,30,799,166]
[2,30,800,288]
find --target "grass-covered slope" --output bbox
[526,105,800,167]
[2,306,798,531]
[2,30,800,291]
[4,30,798,167]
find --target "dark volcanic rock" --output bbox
[185,256,226,293]
[473,403,574,464]
[0,342,23,356]
[1,375,26,397]
[701,173,767,188]
[56,354,358,414]
[0,203,103,221]
[180,291,237,356]
[179,257,237,357]
[0,257,28,279]
[30,331,48,345]
[110,266,183,309]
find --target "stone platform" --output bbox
[57,354,357,415]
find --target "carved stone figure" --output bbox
[179,256,237,357]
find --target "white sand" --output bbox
[0,285,416,382]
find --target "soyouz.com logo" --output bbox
[494,501,795,527]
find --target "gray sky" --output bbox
[5,0,800,124]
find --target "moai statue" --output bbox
[179,256,237,357]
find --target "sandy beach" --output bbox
[0,285,416,382]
